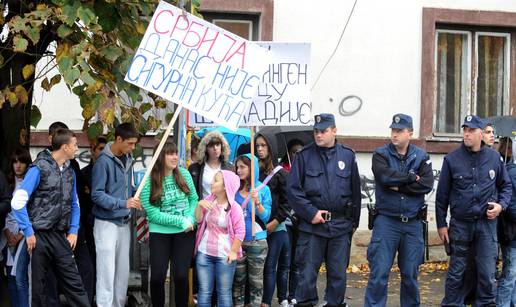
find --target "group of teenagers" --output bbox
[3,110,516,307]
[0,119,306,307]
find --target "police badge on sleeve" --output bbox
[489,169,495,180]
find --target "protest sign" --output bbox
[125,1,269,131]
[188,42,311,127]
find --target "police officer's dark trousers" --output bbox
[295,231,350,307]
[31,230,90,307]
[364,215,424,307]
[442,218,497,307]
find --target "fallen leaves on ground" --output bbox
[318,261,449,275]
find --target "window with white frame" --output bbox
[434,29,510,134]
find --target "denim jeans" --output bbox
[7,265,20,307]
[263,230,290,305]
[5,240,30,307]
[15,241,30,307]
[196,252,237,307]
[287,225,299,302]
[497,240,516,307]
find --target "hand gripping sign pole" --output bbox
[134,105,183,199]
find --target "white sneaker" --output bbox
[280,300,289,307]
[288,299,297,307]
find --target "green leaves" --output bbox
[139,102,152,115]
[13,36,29,53]
[57,24,73,38]
[62,2,79,26]
[63,67,80,85]
[3,0,203,142]
[87,121,104,139]
[77,6,96,26]
[30,105,42,128]
[94,1,120,33]
[25,27,40,44]
[100,45,123,62]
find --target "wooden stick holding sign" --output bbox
[250,126,256,238]
[134,105,184,199]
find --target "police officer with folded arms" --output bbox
[436,115,512,306]
[364,114,434,307]
[287,113,361,307]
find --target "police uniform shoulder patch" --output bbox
[489,169,495,180]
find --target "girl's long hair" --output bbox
[7,148,32,191]
[256,136,274,175]
[150,142,190,205]
[235,155,252,192]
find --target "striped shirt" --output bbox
[198,202,230,258]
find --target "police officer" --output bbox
[463,120,496,307]
[364,114,434,306]
[287,113,361,307]
[436,115,512,306]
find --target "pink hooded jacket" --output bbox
[194,170,246,258]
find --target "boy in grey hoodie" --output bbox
[91,123,141,307]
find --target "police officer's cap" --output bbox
[462,115,485,130]
[313,113,336,130]
[389,113,413,130]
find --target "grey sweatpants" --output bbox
[94,218,131,307]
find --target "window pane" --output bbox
[436,32,469,134]
[213,20,252,40]
[476,35,508,118]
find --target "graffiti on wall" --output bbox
[359,169,441,209]
[329,95,363,117]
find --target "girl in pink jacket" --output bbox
[194,170,245,307]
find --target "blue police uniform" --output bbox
[436,115,512,306]
[364,114,434,307]
[287,114,361,307]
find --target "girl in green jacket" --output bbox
[141,142,199,307]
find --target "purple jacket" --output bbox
[194,170,245,258]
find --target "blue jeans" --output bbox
[16,241,30,307]
[196,252,237,307]
[7,265,20,307]
[364,215,424,307]
[497,240,516,307]
[263,230,290,305]
[6,241,30,307]
[287,225,299,302]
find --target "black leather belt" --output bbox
[322,211,349,221]
[383,214,419,223]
